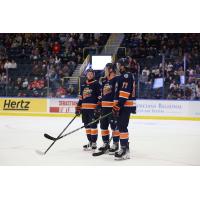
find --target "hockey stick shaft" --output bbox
[43,115,77,154]
[48,112,112,141]
[44,115,77,140]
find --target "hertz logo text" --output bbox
[3,100,30,111]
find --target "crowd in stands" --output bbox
[0,33,200,100]
[0,33,110,97]
[123,34,200,100]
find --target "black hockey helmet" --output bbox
[105,63,117,73]
[117,57,129,68]
[86,68,95,74]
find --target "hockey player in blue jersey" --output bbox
[75,68,101,151]
[112,58,136,160]
[95,63,120,155]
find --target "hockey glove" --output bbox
[75,106,81,116]
[131,106,136,114]
[112,105,120,117]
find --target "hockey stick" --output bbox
[44,112,112,141]
[44,114,77,140]
[36,115,77,155]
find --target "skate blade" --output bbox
[114,155,130,161]
[83,148,97,152]
[108,151,116,155]
[83,148,92,151]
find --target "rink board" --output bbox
[0,98,200,121]
[0,112,200,121]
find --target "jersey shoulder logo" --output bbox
[124,73,129,79]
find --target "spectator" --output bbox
[0,72,7,84]
[10,60,17,69]
[196,64,200,75]
[22,78,29,89]
[62,64,69,77]
[142,67,150,76]
[4,60,12,69]
[28,77,44,90]
[185,79,196,100]
[56,86,66,98]
[32,64,41,76]
[30,47,40,60]
[14,77,23,91]
[67,84,75,96]
[52,41,61,54]
[0,63,6,74]
[196,81,200,99]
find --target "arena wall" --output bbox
[0,97,200,121]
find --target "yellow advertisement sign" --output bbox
[0,98,47,113]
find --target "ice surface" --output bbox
[0,116,200,166]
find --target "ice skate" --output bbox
[92,143,109,156]
[114,144,130,160]
[83,142,92,151]
[109,142,119,155]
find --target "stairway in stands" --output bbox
[101,33,124,55]
[67,64,82,85]
[68,33,124,86]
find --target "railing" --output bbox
[82,46,127,59]
[79,55,90,76]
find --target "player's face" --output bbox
[104,67,109,77]
[117,63,125,74]
[87,72,94,80]
[116,63,120,71]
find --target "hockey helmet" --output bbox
[86,68,95,74]
[105,63,117,73]
[117,57,130,68]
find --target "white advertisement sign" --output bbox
[49,98,78,113]
[48,98,200,118]
[136,100,200,117]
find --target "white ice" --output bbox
[0,116,200,166]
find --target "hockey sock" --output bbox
[101,129,109,143]
[112,130,120,143]
[119,132,129,147]
[91,128,98,143]
[85,128,91,142]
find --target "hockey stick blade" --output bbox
[92,150,106,156]
[92,148,110,157]
[93,136,113,157]
[44,133,57,141]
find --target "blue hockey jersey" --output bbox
[77,80,101,109]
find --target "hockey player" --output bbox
[112,57,136,160]
[75,68,101,151]
[96,63,120,154]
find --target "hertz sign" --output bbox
[0,98,47,113]
[3,99,30,111]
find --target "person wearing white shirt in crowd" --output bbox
[142,67,150,76]
[4,60,12,69]
[4,60,17,69]
[22,78,29,89]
